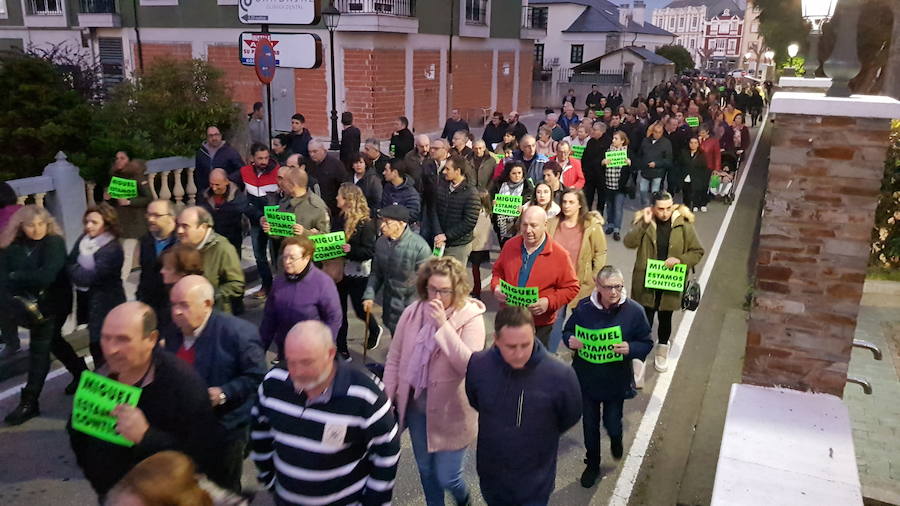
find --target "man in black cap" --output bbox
[362,205,431,334]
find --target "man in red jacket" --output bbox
[491,206,580,346]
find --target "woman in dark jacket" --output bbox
[0,181,24,357]
[106,156,152,280]
[681,137,710,212]
[347,152,383,218]
[489,161,534,248]
[601,131,634,241]
[335,183,381,361]
[1,205,87,425]
[68,203,126,370]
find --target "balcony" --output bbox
[521,5,547,39]
[78,0,121,27]
[25,0,67,27]
[334,0,418,33]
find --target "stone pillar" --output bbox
[743,92,900,397]
[43,151,87,251]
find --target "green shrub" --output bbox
[871,120,900,270]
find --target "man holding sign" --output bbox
[68,302,223,499]
[563,266,652,488]
[624,191,704,376]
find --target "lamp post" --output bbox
[763,49,775,80]
[823,0,861,97]
[323,3,342,151]
[801,0,838,78]
[787,43,800,75]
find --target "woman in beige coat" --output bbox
[547,188,608,353]
[383,256,486,506]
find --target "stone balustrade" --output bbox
[86,156,197,211]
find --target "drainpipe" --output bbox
[132,0,144,73]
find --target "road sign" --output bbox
[240,32,322,69]
[255,39,277,84]
[239,0,320,25]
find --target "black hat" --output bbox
[379,204,411,223]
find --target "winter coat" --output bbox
[163,311,266,436]
[582,136,610,184]
[470,154,497,190]
[107,173,152,239]
[547,213,608,309]
[199,182,248,253]
[277,192,331,235]
[308,154,349,218]
[489,179,534,241]
[384,299,486,452]
[342,219,377,278]
[390,128,415,159]
[558,114,580,136]
[700,137,722,173]
[288,128,312,158]
[637,136,673,180]
[402,150,430,193]
[381,177,422,224]
[240,160,280,224]
[482,121,508,148]
[465,340,582,505]
[363,226,431,333]
[509,151,548,184]
[441,118,469,140]
[680,150,710,186]
[198,232,245,313]
[68,236,126,343]
[136,233,176,328]
[563,295,653,401]
[431,179,481,247]
[195,142,244,193]
[490,235,580,327]
[622,205,705,311]
[470,208,495,252]
[1,234,72,321]
[551,156,586,189]
[350,169,383,218]
[340,125,361,162]
[259,266,342,358]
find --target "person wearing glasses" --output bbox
[259,236,341,360]
[383,257,486,506]
[137,199,178,329]
[563,265,653,488]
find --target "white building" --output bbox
[738,0,770,78]
[651,0,743,68]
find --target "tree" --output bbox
[0,51,95,181]
[655,44,695,73]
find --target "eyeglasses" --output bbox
[427,286,454,297]
[283,255,307,263]
[599,284,624,292]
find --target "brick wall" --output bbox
[134,43,191,71]
[413,50,441,134]
[450,50,492,127]
[207,44,262,115]
[743,114,892,397]
[343,49,406,140]
[496,51,515,115]
[519,49,533,113]
[295,67,328,137]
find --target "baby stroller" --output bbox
[712,150,741,205]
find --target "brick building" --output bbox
[0,0,545,140]
[650,0,741,69]
[702,6,743,71]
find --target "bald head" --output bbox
[169,275,214,335]
[209,168,229,196]
[520,205,548,248]
[284,321,337,393]
[101,302,158,377]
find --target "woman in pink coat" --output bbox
[383,256,486,506]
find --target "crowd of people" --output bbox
[0,74,759,505]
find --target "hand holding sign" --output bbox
[108,177,138,200]
[264,206,296,237]
[71,371,143,447]
[112,404,150,444]
[499,279,539,307]
[644,259,687,292]
[309,232,347,262]
[575,325,625,364]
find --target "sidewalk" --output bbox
[846,280,900,505]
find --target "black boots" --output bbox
[580,462,601,488]
[611,436,624,459]
[4,390,40,426]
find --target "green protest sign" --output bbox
[686,116,700,128]
[108,177,138,199]
[493,194,523,217]
[433,244,444,257]
[571,144,586,160]
[389,144,396,157]
[71,371,142,447]
[710,173,721,189]
[264,205,296,237]
[309,231,346,262]
[500,279,539,307]
[490,152,504,162]
[575,325,624,364]
[644,259,687,292]
[605,150,628,168]
[719,86,726,92]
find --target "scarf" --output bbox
[403,303,451,399]
[500,180,524,196]
[75,232,115,290]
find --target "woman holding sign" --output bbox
[384,257,486,506]
[489,161,533,248]
[106,157,151,282]
[601,131,633,242]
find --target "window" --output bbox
[730,21,738,33]
[0,0,7,18]
[751,21,759,33]
[570,44,584,64]
[689,38,695,49]
[718,21,729,34]
[678,17,684,29]
[534,43,544,67]
[716,38,725,51]
[465,0,487,25]
[29,0,63,14]
[98,37,125,89]
[669,18,675,29]
[691,16,697,30]
[727,39,737,54]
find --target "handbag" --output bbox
[681,268,700,311]
[320,258,345,284]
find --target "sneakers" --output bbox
[692,207,699,212]
[613,232,621,242]
[611,436,624,459]
[700,206,708,213]
[366,325,383,350]
[580,464,601,488]
[633,359,645,389]
[604,227,613,235]
[655,344,670,372]
[338,351,352,362]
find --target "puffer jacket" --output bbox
[431,179,481,247]
[547,212,608,309]
[381,177,422,224]
[363,227,431,333]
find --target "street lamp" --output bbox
[323,3,341,151]
[801,0,838,78]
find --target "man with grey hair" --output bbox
[251,320,400,505]
[164,275,266,492]
[510,134,547,183]
[403,134,431,192]
[363,137,389,176]
[176,206,244,313]
[563,265,653,488]
[307,139,348,218]
[545,112,565,142]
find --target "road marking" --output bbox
[609,112,769,505]
[0,356,95,402]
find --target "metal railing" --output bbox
[565,68,629,84]
[465,0,488,25]
[334,0,416,17]
[79,0,116,14]
[29,0,63,15]
[522,6,547,30]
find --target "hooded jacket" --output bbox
[195,142,244,193]
[622,205,705,311]
[465,340,581,504]
[637,135,673,180]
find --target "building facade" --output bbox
[650,0,741,68]
[702,7,743,71]
[0,0,545,140]
[737,0,769,78]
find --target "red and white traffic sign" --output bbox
[239,32,322,69]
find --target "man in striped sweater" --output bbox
[251,320,400,505]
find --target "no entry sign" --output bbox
[254,38,277,84]
[240,32,322,69]
[239,0,320,25]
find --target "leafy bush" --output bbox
[871,120,900,270]
[655,45,694,74]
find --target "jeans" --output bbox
[638,176,663,208]
[22,317,86,399]
[250,224,273,291]
[336,276,380,354]
[604,190,626,233]
[407,400,469,506]
[548,306,570,353]
[582,396,624,468]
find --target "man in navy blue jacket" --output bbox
[564,265,653,488]
[466,306,582,505]
[195,126,245,194]
[164,275,267,493]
